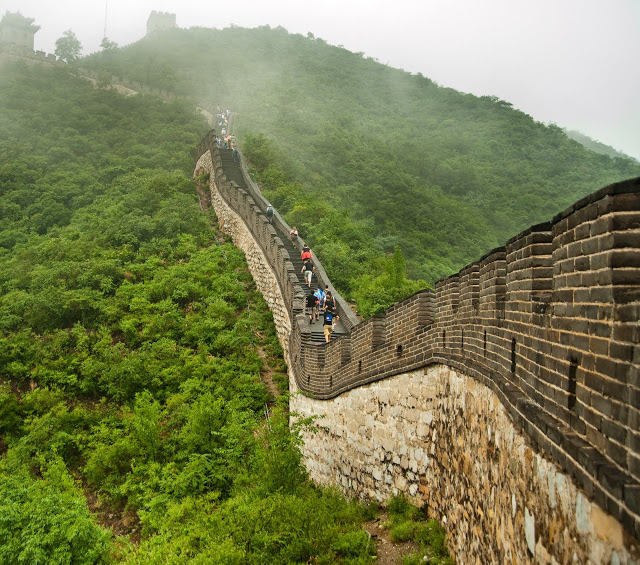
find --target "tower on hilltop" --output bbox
[146,11,177,36]
[0,11,40,51]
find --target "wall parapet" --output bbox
[195,130,640,541]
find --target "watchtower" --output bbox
[146,11,177,36]
[0,12,40,51]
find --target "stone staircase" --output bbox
[219,148,347,344]
[219,148,246,187]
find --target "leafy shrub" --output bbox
[12,404,99,469]
[385,496,453,565]
[329,529,373,557]
[413,520,451,562]
[389,520,416,542]
[0,383,23,439]
[0,457,111,565]
[387,493,419,522]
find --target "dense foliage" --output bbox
[83,25,640,286]
[0,62,383,563]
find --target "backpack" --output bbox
[324,311,333,325]
[324,297,335,311]
[301,250,312,261]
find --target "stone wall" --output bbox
[292,365,638,564]
[194,150,293,358]
[194,131,640,561]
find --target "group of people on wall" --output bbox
[306,285,339,343]
[298,240,339,343]
[251,190,341,343]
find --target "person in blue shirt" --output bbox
[313,287,324,321]
[323,309,339,342]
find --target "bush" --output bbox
[0,383,23,438]
[384,496,452,565]
[0,457,111,565]
[387,494,418,522]
[389,520,416,542]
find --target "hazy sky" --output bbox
[5,0,640,160]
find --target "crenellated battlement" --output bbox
[146,11,177,36]
[195,130,640,556]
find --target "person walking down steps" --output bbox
[323,290,335,314]
[266,204,274,224]
[301,257,315,287]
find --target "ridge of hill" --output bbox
[82,25,640,288]
[564,128,638,162]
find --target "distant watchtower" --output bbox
[0,11,40,51]
[146,11,177,36]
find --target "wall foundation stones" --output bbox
[292,366,639,564]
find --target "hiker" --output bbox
[290,226,298,242]
[306,292,318,324]
[323,290,335,313]
[301,244,312,261]
[301,257,315,287]
[313,288,324,320]
[266,205,274,223]
[233,146,239,163]
[323,309,339,343]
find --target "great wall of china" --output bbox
[194,130,640,564]
[2,20,638,562]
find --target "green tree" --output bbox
[54,30,82,63]
[99,37,117,51]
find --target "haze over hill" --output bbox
[564,129,639,162]
[7,0,640,162]
[81,24,640,289]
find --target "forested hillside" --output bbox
[1,21,637,561]
[1,62,419,564]
[83,25,640,287]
